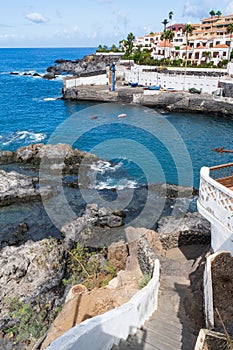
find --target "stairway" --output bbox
[113,245,207,350]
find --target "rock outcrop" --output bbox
[0,239,66,348]
[0,144,98,177]
[62,86,233,118]
[14,143,97,166]
[142,91,233,117]
[157,212,211,249]
[61,203,125,248]
[0,169,52,206]
[47,54,122,77]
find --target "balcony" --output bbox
[197,163,233,253]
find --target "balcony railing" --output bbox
[198,164,233,232]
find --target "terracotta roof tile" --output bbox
[213,44,229,48]
[181,45,192,50]
[158,40,173,47]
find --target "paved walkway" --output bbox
[113,245,208,350]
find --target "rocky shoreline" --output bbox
[0,141,212,349]
[63,85,233,119]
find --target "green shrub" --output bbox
[64,243,116,290]
[139,274,152,289]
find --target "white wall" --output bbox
[46,259,160,350]
[203,254,215,329]
[64,74,108,89]
[125,69,219,93]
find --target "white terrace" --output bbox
[197,163,233,254]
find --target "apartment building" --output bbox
[134,13,233,65]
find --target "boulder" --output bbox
[107,240,128,272]
[0,150,14,164]
[61,203,125,247]
[43,72,56,80]
[157,212,211,249]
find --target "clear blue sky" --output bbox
[1,0,233,47]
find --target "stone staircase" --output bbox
[113,245,207,350]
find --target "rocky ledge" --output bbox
[0,170,51,206]
[63,85,233,118]
[0,143,98,174]
[61,203,125,248]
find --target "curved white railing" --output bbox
[198,166,233,233]
[46,259,160,350]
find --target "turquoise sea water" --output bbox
[0,47,233,189]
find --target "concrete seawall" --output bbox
[63,85,233,118]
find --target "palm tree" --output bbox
[161,19,169,59]
[169,11,173,24]
[216,10,222,18]
[202,51,212,63]
[227,23,233,60]
[183,24,194,90]
[161,30,169,59]
[209,10,216,17]
[120,33,135,57]
[161,19,169,31]
[161,29,175,58]
[183,24,194,61]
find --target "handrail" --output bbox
[200,166,233,197]
[210,163,233,171]
[199,166,233,231]
[209,163,233,180]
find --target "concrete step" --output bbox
[144,316,183,334]
[134,328,182,350]
[113,246,206,350]
[147,310,182,325]
[114,338,164,350]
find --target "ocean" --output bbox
[0,47,233,191]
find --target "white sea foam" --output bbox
[2,131,46,145]
[90,160,123,174]
[94,178,138,190]
[43,97,57,101]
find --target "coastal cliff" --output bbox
[47,54,122,77]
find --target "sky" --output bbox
[1,0,233,48]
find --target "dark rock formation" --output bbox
[0,150,14,164]
[61,203,125,247]
[62,86,233,118]
[47,54,122,77]
[157,212,211,249]
[43,72,56,80]
[142,91,233,118]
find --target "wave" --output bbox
[1,131,46,146]
[93,178,138,190]
[43,97,57,101]
[90,160,123,174]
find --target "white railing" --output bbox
[198,166,233,232]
